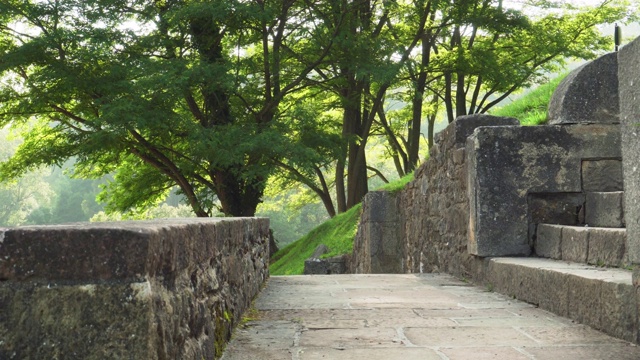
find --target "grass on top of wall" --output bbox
[490,73,568,126]
[270,171,415,275]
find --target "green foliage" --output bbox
[0,0,635,222]
[90,203,195,222]
[0,0,335,217]
[490,73,568,125]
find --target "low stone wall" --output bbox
[0,218,270,359]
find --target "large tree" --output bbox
[0,0,333,217]
[0,0,634,220]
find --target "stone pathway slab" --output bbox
[221,274,640,360]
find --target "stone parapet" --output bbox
[0,218,270,359]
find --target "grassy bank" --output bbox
[269,172,414,275]
[490,74,567,125]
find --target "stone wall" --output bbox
[352,47,627,278]
[352,115,519,278]
[0,218,270,359]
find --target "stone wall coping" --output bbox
[0,217,269,283]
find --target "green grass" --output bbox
[376,171,415,193]
[270,203,362,275]
[270,172,415,275]
[490,73,568,125]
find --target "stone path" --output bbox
[221,274,640,360]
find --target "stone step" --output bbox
[485,257,636,344]
[535,223,626,267]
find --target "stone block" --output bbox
[537,269,570,318]
[619,36,640,264]
[585,192,625,227]
[361,191,398,223]
[599,280,637,343]
[528,193,585,225]
[467,124,620,257]
[582,160,623,192]
[452,114,520,148]
[561,226,589,263]
[486,258,570,317]
[567,274,602,328]
[304,255,348,275]
[635,266,640,344]
[535,224,563,259]
[548,52,619,125]
[587,228,626,267]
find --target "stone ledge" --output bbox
[485,257,635,343]
[0,218,269,283]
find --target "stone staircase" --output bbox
[467,127,637,342]
[350,45,640,346]
[533,159,627,267]
[489,159,636,342]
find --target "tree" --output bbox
[0,0,334,217]
[0,0,633,222]
[377,0,634,177]
[0,126,53,226]
[275,0,433,216]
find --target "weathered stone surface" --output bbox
[548,52,619,125]
[529,193,585,226]
[223,273,640,359]
[600,280,637,343]
[485,258,637,344]
[635,266,640,345]
[354,115,514,277]
[535,224,563,259]
[562,226,590,263]
[467,124,620,257]
[586,192,625,227]
[352,191,402,274]
[582,160,624,192]
[619,36,640,264]
[304,255,349,275]
[451,114,520,147]
[587,228,626,267]
[0,218,270,360]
